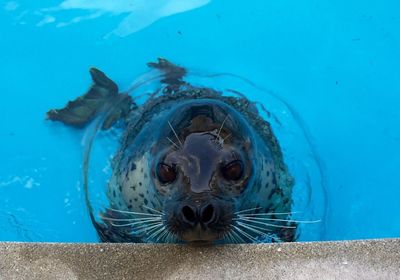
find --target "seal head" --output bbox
[151,101,255,243]
[108,96,290,244]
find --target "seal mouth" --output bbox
[180,223,220,243]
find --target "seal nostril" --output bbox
[201,204,215,224]
[181,205,196,224]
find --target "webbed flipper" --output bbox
[46,68,134,129]
[147,58,187,87]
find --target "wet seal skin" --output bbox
[47,58,296,244]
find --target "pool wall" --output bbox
[0,239,399,279]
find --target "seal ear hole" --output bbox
[222,160,244,181]
[156,163,177,184]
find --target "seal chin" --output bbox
[180,224,220,243]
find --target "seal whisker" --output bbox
[222,133,231,142]
[222,232,236,244]
[236,220,273,234]
[236,221,273,239]
[238,216,321,224]
[233,225,258,243]
[132,222,164,233]
[134,222,164,235]
[164,231,173,243]
[166,136,180,149]
[162,231,172,243]
[147,224,166,236]
[217,115,229,138]
[235,211,300,216]
[236,226,259,243]
[231,234,240,244]
[230,227,246,244]
[106,220,162,227]
[168,121,183,146]
[237,221,267,235]
[107,208,161,217]
[161,229,176,243]
[147,225,167,241]
[223,231,236,244]
[237,222,282,243]
[111,221,150,227]
[166,232,179,243]
[236,217,297,229]
[142,205,165,215]
[110,219,162,227]
[229,231,241,244]
[155,229,169,243]
[169,232,179,243]
[234,207,263,215]
[100,215,162,222]
[229,232,239,244]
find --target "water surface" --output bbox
[0,0,399,242]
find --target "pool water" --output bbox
[0,0,399,243]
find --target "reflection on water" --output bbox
[4,0,211,37]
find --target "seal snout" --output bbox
[175,200,225,243]
[179,203,218,227]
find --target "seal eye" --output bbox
[222,160,244,181]
[156,163,176,184]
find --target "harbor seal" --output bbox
[47,59,296,244]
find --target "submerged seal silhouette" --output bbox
[47,59,297,244]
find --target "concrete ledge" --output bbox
[0,239,399,279]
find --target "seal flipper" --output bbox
[46,68,134,130]
[147,58,187,87]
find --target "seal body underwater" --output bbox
[47,59,297,244]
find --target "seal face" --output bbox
[47,58,296,244]
[114,100,258,243]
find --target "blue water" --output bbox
[0,0,399,242]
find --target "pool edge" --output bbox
[0,239,399,279]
